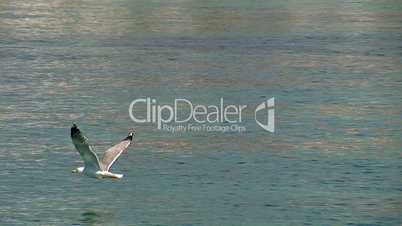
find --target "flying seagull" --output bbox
[70,124,134,179]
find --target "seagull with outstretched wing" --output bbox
[70,124,134,179]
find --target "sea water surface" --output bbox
[0,0,401,225]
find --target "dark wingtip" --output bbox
[124,131,135,141]
[71,124,80,136]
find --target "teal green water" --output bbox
[1,0,401,225]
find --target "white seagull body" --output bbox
[70,124,134,179]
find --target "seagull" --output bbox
[70,124,134,179]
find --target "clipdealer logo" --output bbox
[254,98,275,132]
[129,97,275,133]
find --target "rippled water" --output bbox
[1,0,401,225]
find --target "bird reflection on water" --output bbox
[78,209,115,226]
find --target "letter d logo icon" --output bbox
[254,97,275,132]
